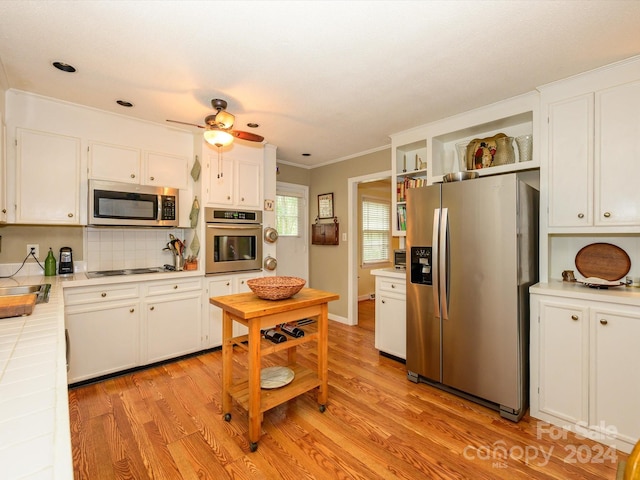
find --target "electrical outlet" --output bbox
[27,244,40,258]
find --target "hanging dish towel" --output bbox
[189,196,200,228]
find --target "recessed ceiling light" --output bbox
[246,123,259,128]
[116,100,134,108]
[52,61,76,73]
[302,153,311,157]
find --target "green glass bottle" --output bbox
[44,248,56,276]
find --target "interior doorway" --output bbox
[347,170,393,326]
[275,182,309,282]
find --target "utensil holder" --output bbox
[173,252,184,271]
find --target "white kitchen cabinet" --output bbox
[547,94,594,228]
[204,151,262,209]
[530,283,640,454]
[64,276,203,384]
[545,78,640,231]
[144,151,189,189]
[89,141,189,189]
[204,271,264,347]
[372,269,406,360]
[205,276,233,348]
[595,80,640,226]
[16,128,81,224]
[88,141,140,183]
[233,272,262,337]
[591,308,640,448]
[536,299,589,425]
[65,283,141,384]
[143,279,202,364]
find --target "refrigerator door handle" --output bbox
[440,207,449,320]
[432,208,440,317]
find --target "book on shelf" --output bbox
[396,177,427,202]
[397,204,407,231]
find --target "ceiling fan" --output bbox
[166,98,264,146]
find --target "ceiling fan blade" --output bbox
[166,119,205,129]
[231,130,264,142]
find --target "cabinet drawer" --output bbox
[145,278,202,296]
[64,284,140,306]
[378,278,406,294]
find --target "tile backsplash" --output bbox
[86,227,186,272]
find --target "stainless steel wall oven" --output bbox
[205,207,263,274]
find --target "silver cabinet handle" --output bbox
[130,173,135,178]
[68,213,74,217]
[391,284,396,289]
[150,306,155,311]
[101,292,107,297]
[603,212,611,218]
[571,315,579,321]
[174,285,178,289]
[577,213,584,219]
[381,300,386,304]
[600,319,608,325]
[150,176,155,181]
[130,308,135,313]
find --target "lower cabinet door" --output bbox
[538,300,589,425]
[377,293,406,359]
[591,309,640,446]
[144,292,202,364]
[66,302,139,384]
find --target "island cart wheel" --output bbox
[250,442,258,452]
[223,413,231,422]
[319,404,326,413]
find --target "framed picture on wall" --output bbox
[318,192,334,219]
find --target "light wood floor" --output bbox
[69,300,626,479]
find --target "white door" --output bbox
[276,182,309,283]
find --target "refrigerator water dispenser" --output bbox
[410,246,432,285]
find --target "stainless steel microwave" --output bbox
[88,180,179,227]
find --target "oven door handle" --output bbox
[206,224,261,230]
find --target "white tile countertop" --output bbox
[0,268,206,479]
[0,274,74,479]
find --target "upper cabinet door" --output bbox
[16,128,81,224]
[205,152,234,206]
[236,157,262,208]
[144,151,189,189]
[548,94,594,228]
[595,80,640,226]
[89,141,140,184]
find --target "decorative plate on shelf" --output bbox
[575,243,630,281]
[260,366,295,389]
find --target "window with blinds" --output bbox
[276,194,300,236]
[362,197,390,264]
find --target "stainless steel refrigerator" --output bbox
[406,173,538,421]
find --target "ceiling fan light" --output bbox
[215,110,235,129]
[204,128,234,147]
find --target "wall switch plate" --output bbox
[264,199,274,211]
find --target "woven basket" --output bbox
[246,276,306,300]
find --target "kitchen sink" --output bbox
[0,283,51,304]
[86,267,169,278]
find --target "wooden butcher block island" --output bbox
[209,287,339,451]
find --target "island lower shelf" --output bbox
[228,363,321,414]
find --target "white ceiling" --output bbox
[1,1,640,168]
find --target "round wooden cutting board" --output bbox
[575,243,631,281]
